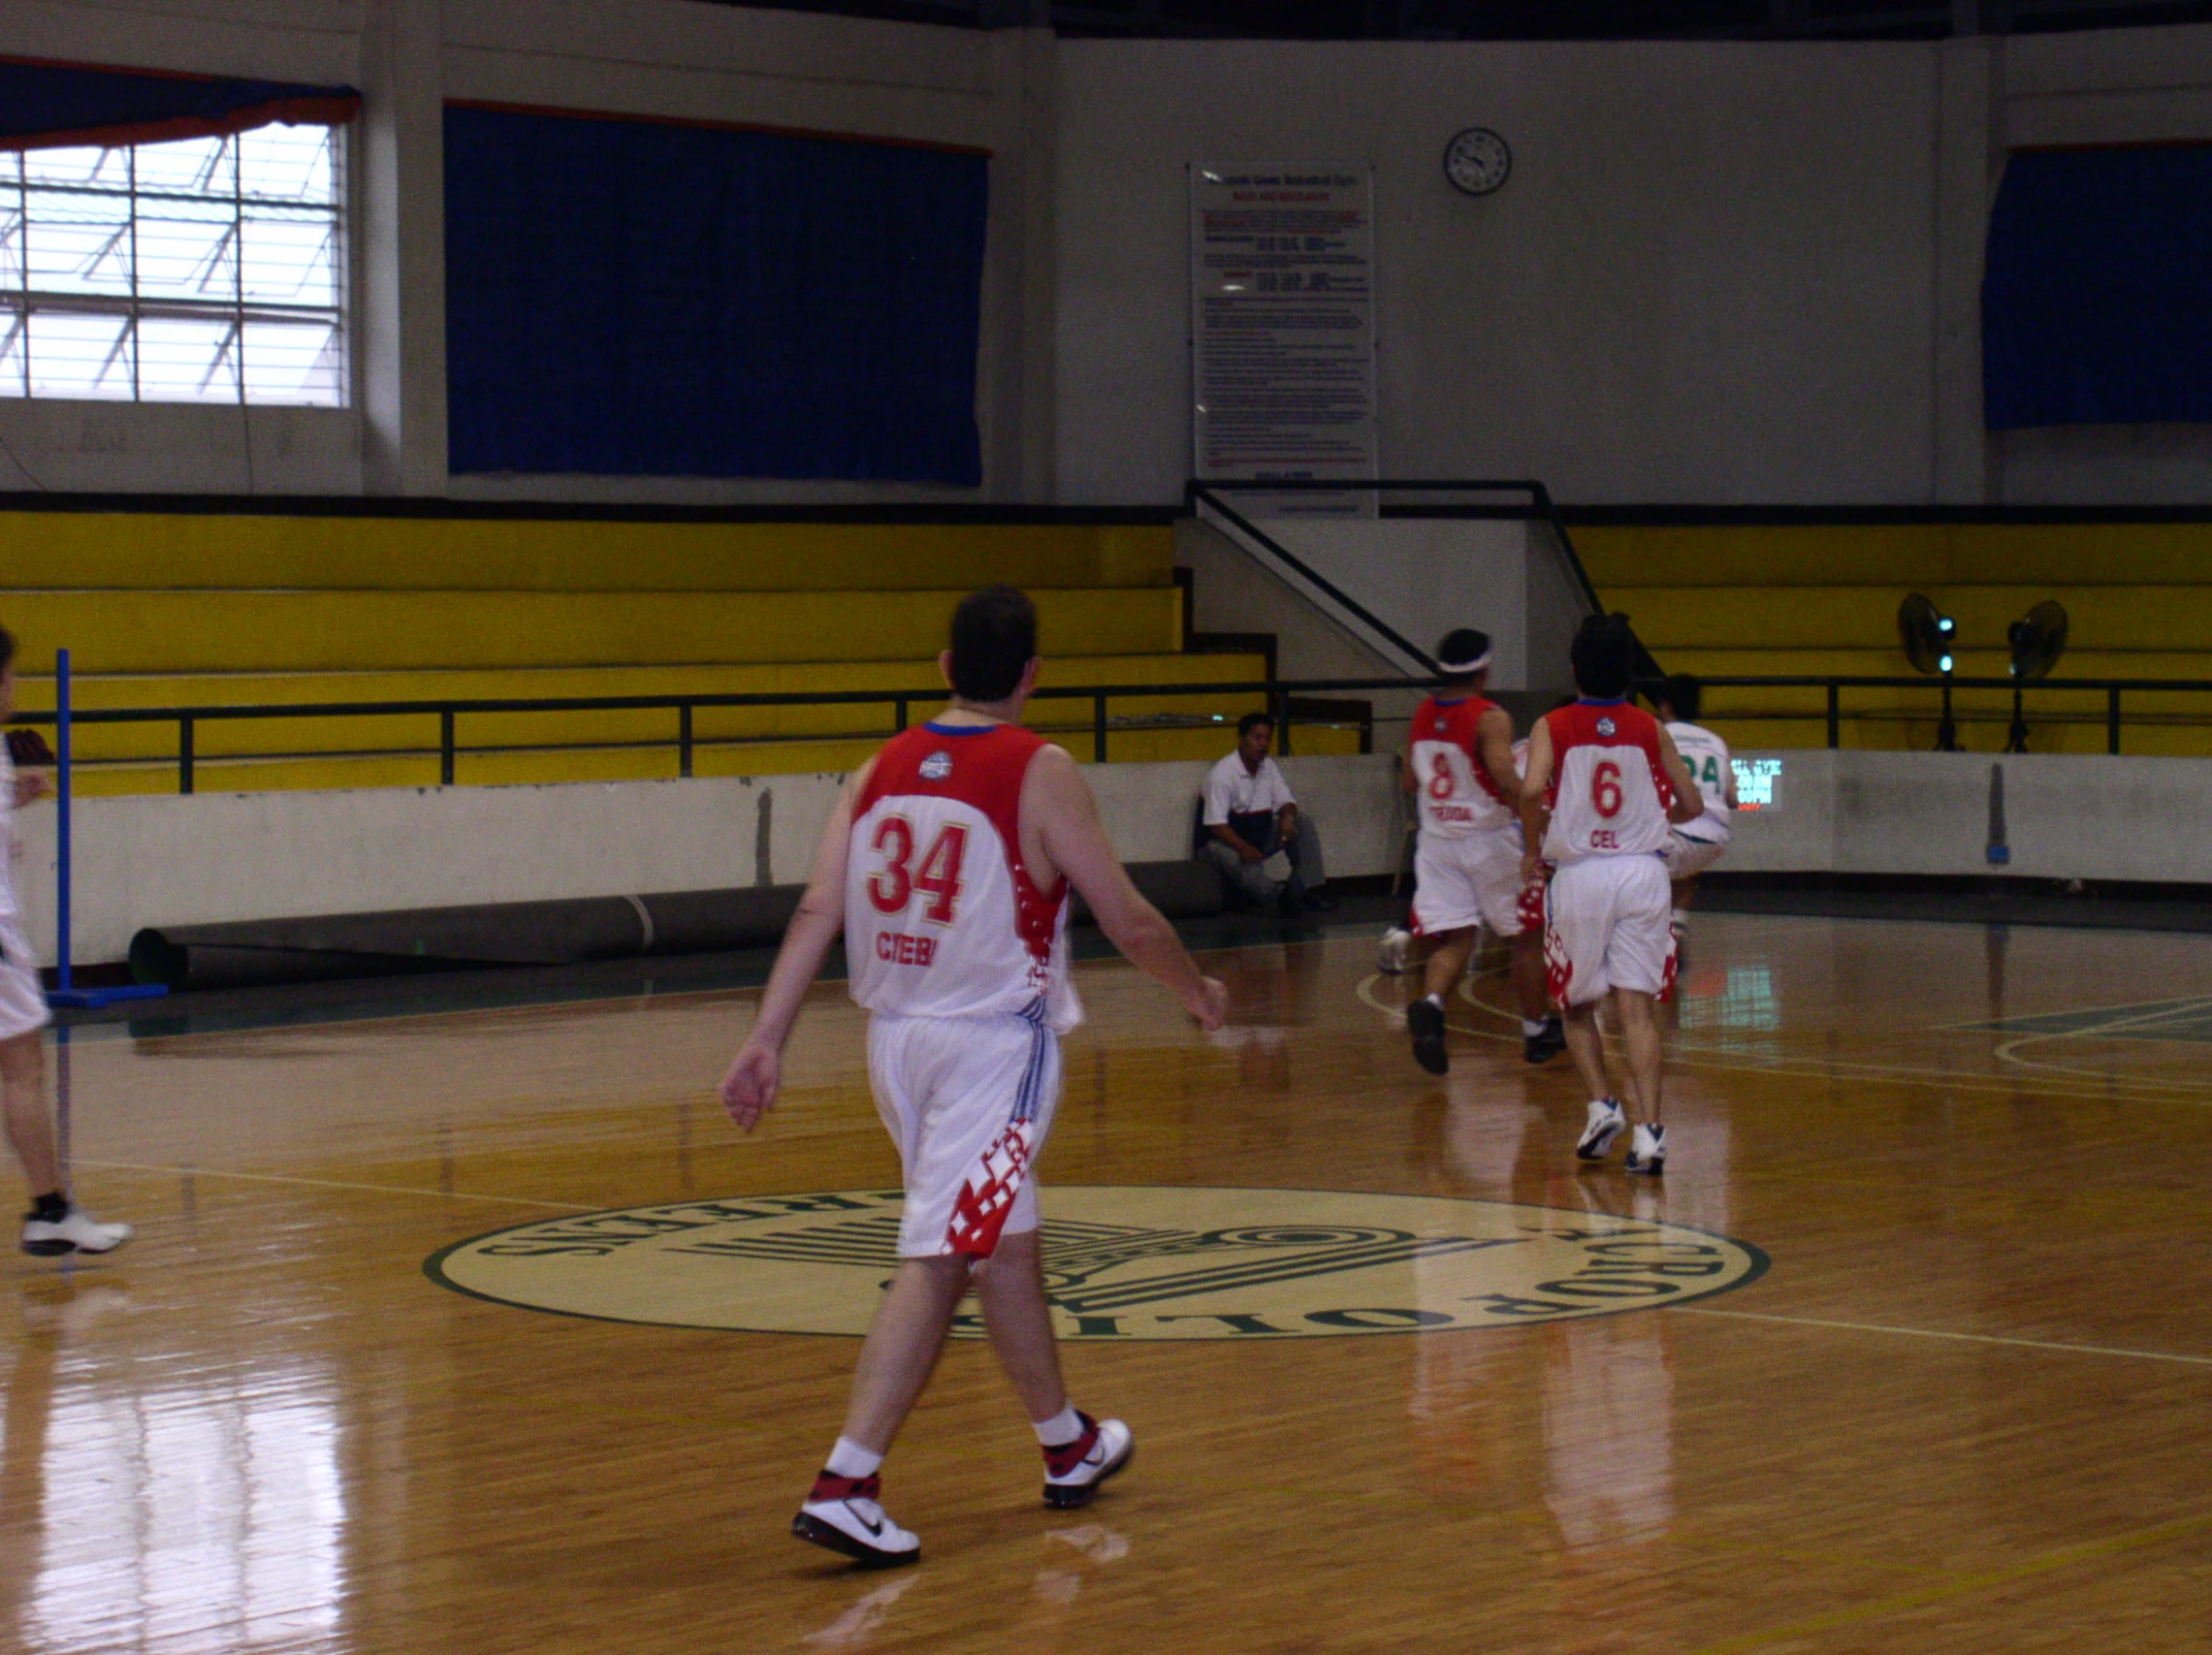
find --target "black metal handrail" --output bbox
[1670,673,2212,754]
[1187,477,1610,642]
[8,676,1440,794]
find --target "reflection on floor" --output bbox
[5,912,2211,1654]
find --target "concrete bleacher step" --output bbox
[1607,584,2212,653]
[0,506,1352,795]
[1573,520,2212,587]
[0,585,1183,675]
[0,510,1177,592]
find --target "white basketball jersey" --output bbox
[846,721,1082,1033]
[1540,701,1676,865]
[1666,721,1734,844]
[1409,695,1517,838]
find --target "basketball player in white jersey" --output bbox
[1649,675,1735,937]
[720,586,1228,1568]
[1518,616,1703,1175]
[0,629,132,1257]
[1398,629,1560,1074]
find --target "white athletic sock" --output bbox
[1033,1404,1085,1448]
[824,1438,883,1480]
[1520,1019,1547,1037]
[1421,992,1444,1010]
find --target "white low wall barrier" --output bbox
[1717,749,2212,884]
[12,754,1408,969]
[18,747,2211,970]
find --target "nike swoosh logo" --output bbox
[849,1507,885,1537]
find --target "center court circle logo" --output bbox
[426,1186,1766,1340]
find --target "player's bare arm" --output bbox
[1516,718,1555,882]
[1025,744,1227,1030]
[719,757,874,1132]
[1475,702,1520,801]
[1656,725,1705,825]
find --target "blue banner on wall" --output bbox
[444,104,988,485]
[1984,145,2212,430]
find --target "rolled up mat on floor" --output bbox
[130,862,1225,992]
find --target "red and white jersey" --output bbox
[846,721,1082,1033]
[1540,700,1676,864]
[1410,695,1517,838]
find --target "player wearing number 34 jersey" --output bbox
[1520,614,1703,1176]
[720,586,1227,1570]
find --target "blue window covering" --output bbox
[1984,145,2212,430]
[0,55,357,153]
[443,104,989,486]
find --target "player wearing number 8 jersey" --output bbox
[721,585,1227,1569]
[1519,615,1703,1175]
[1399,628,1560,1075]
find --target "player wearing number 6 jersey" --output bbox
[720,585,1228,1569]
[1399,628,1560,1075]
[1519,615,1703,1176]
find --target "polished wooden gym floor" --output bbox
[6,912,2211,1654]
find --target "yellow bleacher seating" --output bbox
[0,510,1357,794]
[1574,519,2212,756]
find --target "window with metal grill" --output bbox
[0,123,344,407]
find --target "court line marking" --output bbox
[1356,970,2210,1108]
[1988,993,2212,1091]
[1455,970,2212,1105]
[1461,972,2212,1099]
[1669,1305,2212,1369]
[72,1158,600,1211]
[1939,987,2212,1033]
[1687,1507,2212,1655]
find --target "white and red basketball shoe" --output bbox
[1042,1413,1133,1509]
[791,1472,920,1568]
[1625,1122,1667,1175]
[1575,1099,1627,1162]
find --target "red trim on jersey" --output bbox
[856,722,1067,968]
[1411,695,1510,806]
[1540,702,1676,813]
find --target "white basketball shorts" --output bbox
[0,915,49,1042]
[867,1002,1062,1260]
[1412,828,1526,938]
[1543,854,1676,1008]
[1660,831,1728,881]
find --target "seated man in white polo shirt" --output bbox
[1201,712,1329,912]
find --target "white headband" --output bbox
[1438,648,1491,675]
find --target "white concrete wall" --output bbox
[1057,37,1945,507]
[1720,748,2212,882]
[11,752,1405,966]
[1220,518,1534,684]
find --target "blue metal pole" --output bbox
[55,647,71,995]
[42,650,163,1013]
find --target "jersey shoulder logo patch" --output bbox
[919,750,954,782]
[1595,716,1616,737]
